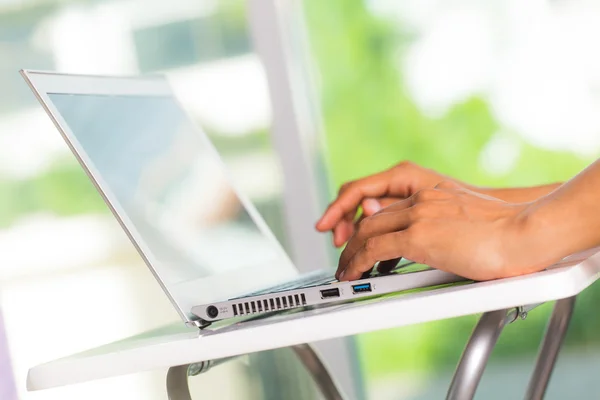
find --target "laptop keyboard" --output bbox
[232,271,336,299]
[231,260,419,300]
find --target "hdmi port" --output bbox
[320,288,340,299]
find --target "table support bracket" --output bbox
[525,296,576,400]
[446,307,519,400]
[446,297,575,400]
[166,344,346,400]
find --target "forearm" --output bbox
[526,159,600,261]
[473,183,562,203]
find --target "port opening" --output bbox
[352,283,372,294]
[320,288,340,299]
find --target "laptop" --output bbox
[21,70,467,328]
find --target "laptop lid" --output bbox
[21,70,299,325]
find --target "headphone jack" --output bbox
[206,306,219,318]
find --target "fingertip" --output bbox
[339,272,350,281]
[332,228,343,247]
[347,271,361,281]
[362,198,382,215]
[316,214,337,232]
[335,258,345,279]
[334,263,342,279]
[339,269,359,281]
[315,217,327,231]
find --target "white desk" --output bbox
[28,250,600,399]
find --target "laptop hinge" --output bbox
[186,319,212,330]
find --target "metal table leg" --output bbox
[291,344,346,400]
[446,308,519,400]
[166,364,192,400]
[446,298,574,400]
[166,345,346,400]
[166,357,237,400]
[525,296,576,400]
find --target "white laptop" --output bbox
[21,70,468,328]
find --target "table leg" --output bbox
[165,345,346,400]
[291,344,347,400]
[525,296,576,400]
[446,308,518,400]
[166,364,192,400]
[166,358,234,400]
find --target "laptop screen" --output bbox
[48,93,291,308]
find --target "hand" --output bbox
[315,161,561,249]
[336,181,558,282]
[316,161,459,247]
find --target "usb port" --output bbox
[320,288,340,299]
[352,283,372,294]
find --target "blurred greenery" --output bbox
[0,162,108,227]
[303,0,600,380]
[303,0,592,188]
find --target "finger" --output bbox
[333,219,354,247]
[339,231,419,281]
[334,210,359,246]
[360,267,375,280]
[336,196,405,246]
[339,183,359,222]
[337,209,413,277]
[336,206,371,246]
[323,183,357,246]
[321,183,361,246]
[376,258,402,274]
[316,183,351,233]
[332,183,363,245]
[316,172,394,231]
[362,198,382,215]
[362,197,403,216]
[378,197,402,209]
[372,197,413,216]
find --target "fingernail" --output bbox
[363,199,382,214]
[339,270,345,280]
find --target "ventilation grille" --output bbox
[233,293,307,316]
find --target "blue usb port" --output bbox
[352,283,372,294]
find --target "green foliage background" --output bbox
[303,0,600,380]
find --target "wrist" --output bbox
[515,199,577,269]
[488,200,569,278]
